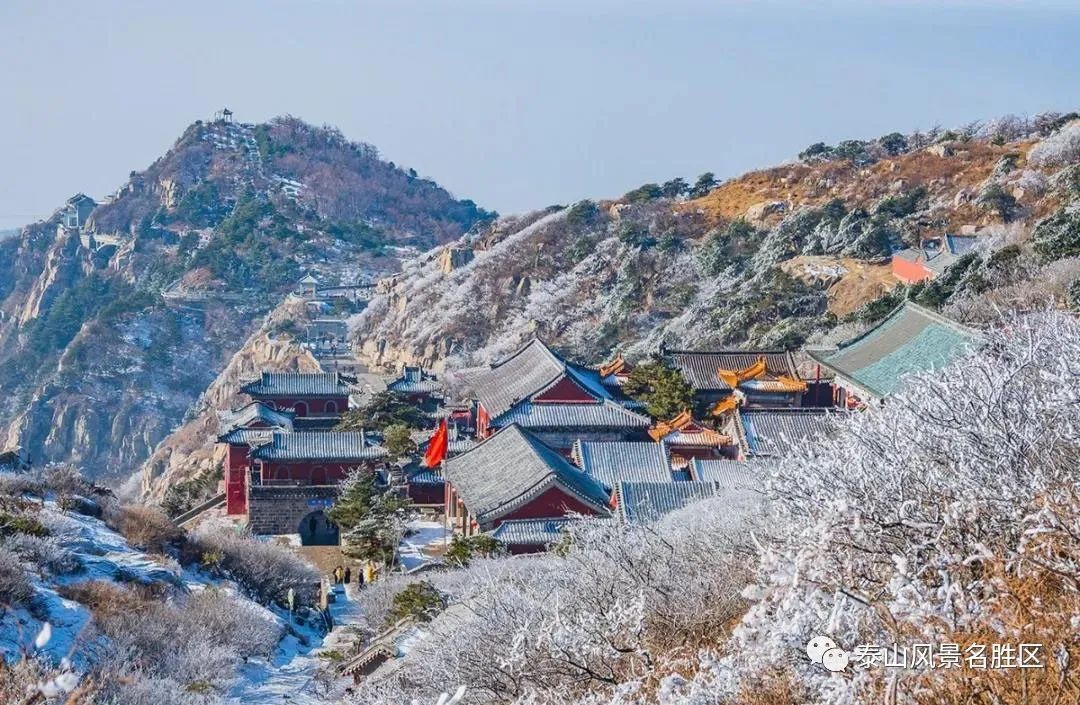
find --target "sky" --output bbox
[1,0,1079,229]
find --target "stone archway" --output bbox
[294,401,309,417]
[298,510,339,546]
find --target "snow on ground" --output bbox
[228,583,361,704]
[397,519,451,572]
[229,519,452,702]
[1,499,211,668]
[2,499,454,702]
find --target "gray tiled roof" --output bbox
[443,424,612,524]
[218,428,278,446]
[808,302,980,399]
[573,441,672,490]
[408,469,445,485]
[447,439,478,455]
[219,401,294,433]
[241,372,352,397]
[667,350,798,391]
[616,481,722,523]
[492,400,650,429]
[387,366,441,394]
[249,432,387,461]
[490,518,578,547]
[417,431,477,457]
[688,458,772,487]
[465,338,612,418]
[738,409,838,457]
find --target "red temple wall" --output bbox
[533,376,596,403]
[891,255,933,284]
[226,444,250,514]
[250,395,348,417]
[257,460,370,485]
[493,486,603,525]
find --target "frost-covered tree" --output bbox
[348,311,1079,705]
[330,470,412,566]
[1028,119,1080,167]
[710,310,1080,705]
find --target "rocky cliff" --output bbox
[137,299,320,501]
[0,116,492,486]
[350,114,1080,373]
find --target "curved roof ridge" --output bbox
[490,337,564,371]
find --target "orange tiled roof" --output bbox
[664,428,732,447]
[717,356,807,394]
[647,409,693,441]
[710,396,740,417]
[717,357,768,388]
[599,355,631,378]
[649,410,731,447]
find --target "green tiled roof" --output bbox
[810,302,981,399]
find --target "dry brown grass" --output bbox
[105,504,182,554]
[737,674,806,705]
[56,580,166,621]
[780,255,898,316]
[681,137,1057,234]
[906,560,1080,704]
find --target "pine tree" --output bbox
[622,360,695,419]
[329,470,413,565]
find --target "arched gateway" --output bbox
[298,510,339,546]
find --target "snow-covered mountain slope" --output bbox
[0,472,359,704]
[350,115,1080,373]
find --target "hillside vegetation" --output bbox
[0,466,322,705]
[351,113,1080,371]
[345,309,1080,705]
[0,116,492,484]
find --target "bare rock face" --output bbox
[18,229,88,324]
[927,143,956,158]
[745,200,787,225]
[438,246,473,274]
[139,307,321,501]
[157,178,184,210]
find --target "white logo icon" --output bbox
[806,635,848,672]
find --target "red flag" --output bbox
[422,419,449,468]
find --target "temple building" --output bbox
[463,338,650,451]
[647,410,737,465]
[218,402,295,515]
[405,430,477,506]
[249,431,387,486]
[664,348,806,412]
[215,400,388,542]
[730,408,838,458]
[598,355,634,387]
[891,234,978,284]
[808,302,981,405]
[442,424,612,539]
[572,440,677,490]
[614,481,723,523]
[240,371,352,418]
[688,457,776,485]
[490,517,580,554]
[616,465,762,524]
[387,365,442,403]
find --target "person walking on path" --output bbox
[344,566,352,585]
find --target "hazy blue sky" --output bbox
[1,1,1078,228]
